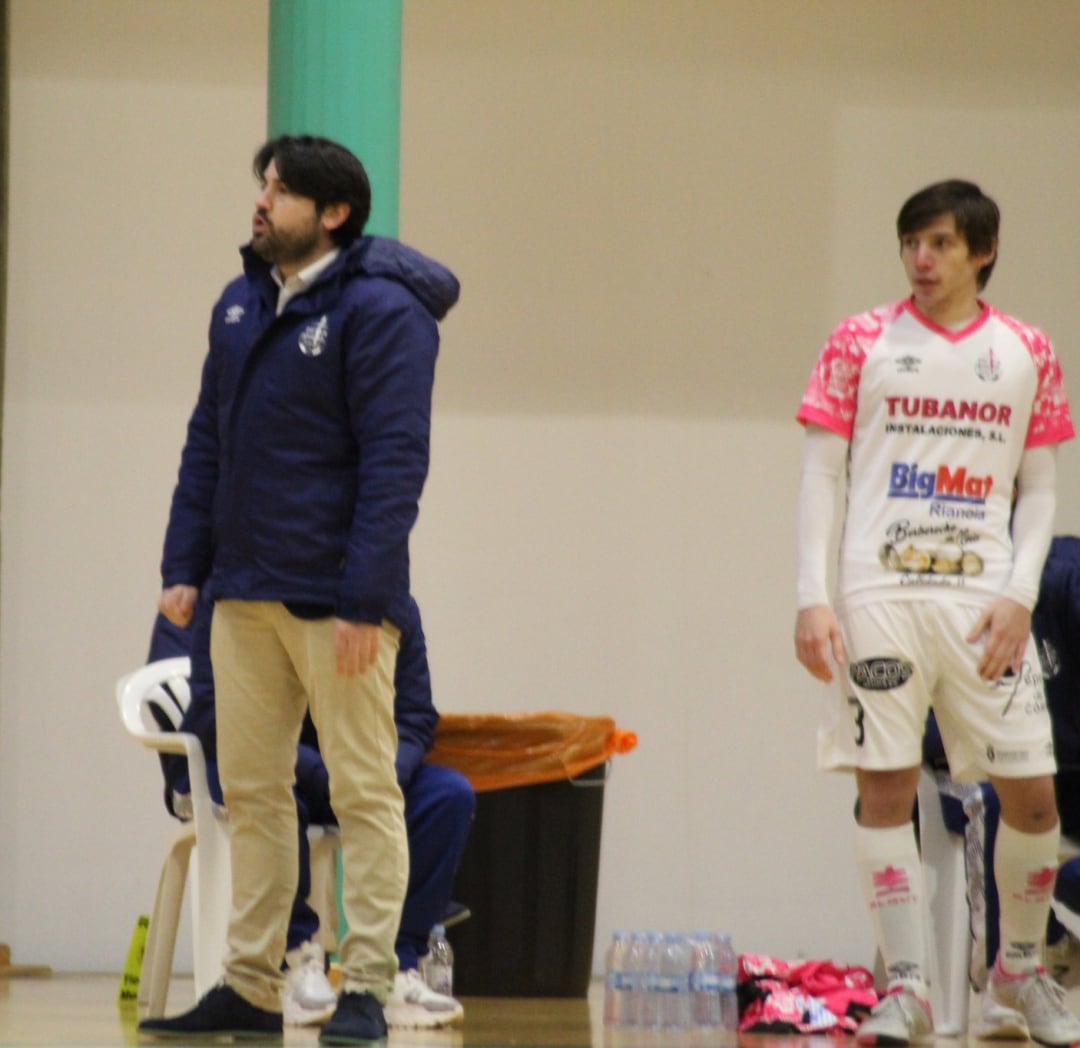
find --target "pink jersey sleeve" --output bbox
[996,310,1075,447]
[796,304,897,438]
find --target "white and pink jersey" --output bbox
[798,298,1074,609]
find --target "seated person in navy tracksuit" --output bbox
[148,592,476,1029]
[925,536,1080,988]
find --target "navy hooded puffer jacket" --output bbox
[161,236,459,628]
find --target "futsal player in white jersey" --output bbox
[794,180,1080,1047]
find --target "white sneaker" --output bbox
[384,968,464,1030]
[283,941,338,1027]
[855,989,933,1046]
[979,967,1080,1046]
[1047,934,1080,990]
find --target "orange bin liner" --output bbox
[427,711,638,793]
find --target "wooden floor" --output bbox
[0,973,627,1047]
[6,972,1080,1047]
[0,973,601,1047]
[0,972,781,1047]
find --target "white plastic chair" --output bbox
[918,766,974,1036]
[117,657,231,1014]
[117,657,341,1016]
[918,767,1080,1036]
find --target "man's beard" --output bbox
[251,218,321,269]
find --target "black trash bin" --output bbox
[426,712,636,998]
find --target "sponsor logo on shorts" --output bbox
[986,744,1029,765]
[997,659,1048,717]
[849,657,913,691]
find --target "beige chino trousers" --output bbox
[210,600,407,1012]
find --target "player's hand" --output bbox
[795,604,846,683]
[335,619,380,677]
[159,585,198,627]
[966,596,1031,681]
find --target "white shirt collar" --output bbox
[272,248,341,315]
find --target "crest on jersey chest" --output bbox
[975,346,1001,383]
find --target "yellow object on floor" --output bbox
[117,916,149,1002]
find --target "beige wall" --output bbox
[4,0,1080,974]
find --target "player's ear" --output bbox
[320,202,350,234]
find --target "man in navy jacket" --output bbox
[142,135,460,1045]
[148,593,475,1029]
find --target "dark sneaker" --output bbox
[137,982,283,1041]
[320,991,388,1045]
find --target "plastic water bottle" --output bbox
[690,931,722,1027]
[715,932,739,1033]
[424,923,454,996]
[641,931,665,1028]
[603,931,633,1025]
[625,930,651,1026]
[656,933,692,1029]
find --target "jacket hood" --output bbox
[240,235,461,321]
[352,237,460,321]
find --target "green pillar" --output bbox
[267,1,405,951]
[268,0,402,237]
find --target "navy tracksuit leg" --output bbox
[395,762,475,971]
[287,791,322,952]
[288,760,474,968]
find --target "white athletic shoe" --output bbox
[1047,934,1080,991]
[383,968,464,1029]
[855,989,933,1046]
[283,941,338,1027]
[979,967,1080,1046]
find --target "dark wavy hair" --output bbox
[253,135,372,246]
[897,179,1000,290]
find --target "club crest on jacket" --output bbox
[299,315,329,357]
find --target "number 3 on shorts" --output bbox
[848,695,866,747]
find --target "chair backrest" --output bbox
[116,655,232,1003]
[117,657,193,743]
[145,675,192,733]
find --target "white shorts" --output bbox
[817,600,1056,783]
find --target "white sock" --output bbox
[856,823,929,997]
[994,820,1059,977]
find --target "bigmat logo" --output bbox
[889,463,992,503]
